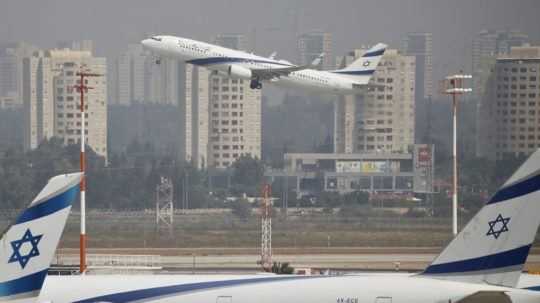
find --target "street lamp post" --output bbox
[441,73,472,236]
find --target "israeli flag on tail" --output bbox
[330,43,387,85]
[421,149,540,287]
[0,173,81,301]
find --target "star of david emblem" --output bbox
[363,61,370,67]
[486,214,510,239]
[8,229,43,269]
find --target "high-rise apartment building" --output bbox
[214,34,247,51]
[178,62,211,168]
[176,34,261,169]
[0,42,36,107]
[207,76,261,168]
[50,49,107,158]
[208,34,261,168]
[298,32,332,70]
[145,57,178,105]
[56,40,94,54]
[111,44,147,105]
[22,51,54,150]
[110,43,177,106]
[401,33,432,101]
[334,49,415,154]
[477,46,540,160]
[0,48,19,98]
[23,49,108,159]
[472,30,529,98]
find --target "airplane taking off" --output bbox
[141,35,386,94]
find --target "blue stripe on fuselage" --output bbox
[487,173,540,205]
[75,276,325,303]
[15,185,79,224]
[422,244,532,275]
[0,269,48,298]
[187,57,294,67]
[331,70,375,76]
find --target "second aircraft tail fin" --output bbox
[420,149,540,288]
[330,43,387,85]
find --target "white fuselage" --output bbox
[34,273,540,303]
[141,36,358,94]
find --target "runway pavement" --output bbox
[53,250,540,272]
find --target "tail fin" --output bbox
[0,173,81,301]
[421,150,540,287]
[331,43,387,85]
[310,53,324,68]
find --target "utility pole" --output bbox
[441,73,472,236]
[260,184,272,271]
[72,67,102,274]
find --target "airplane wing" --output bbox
[252,53,324,80]
[252,66,307,80]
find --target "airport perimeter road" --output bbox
[54,248,540,272]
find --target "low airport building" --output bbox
[266,144,434,198]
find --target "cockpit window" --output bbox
[151,36,162,42]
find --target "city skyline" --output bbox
[1,0,539,83]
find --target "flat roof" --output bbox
[285,153,412,160]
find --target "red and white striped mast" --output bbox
[73,66,101,274]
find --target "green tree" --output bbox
[342,191,370,206]
[231,155,264,188]
[230,198,252,219]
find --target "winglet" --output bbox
[0,173,81,301]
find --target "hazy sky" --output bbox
[1,0,539,81]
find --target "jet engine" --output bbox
[227,65,252,80]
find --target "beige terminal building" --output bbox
[23,49,107,159]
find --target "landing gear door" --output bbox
[217,296,232,303]
[375,296,392,303]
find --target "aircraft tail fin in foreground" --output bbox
[330,43,387,85]
[421,149,540,287]
[0,173,81,301]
